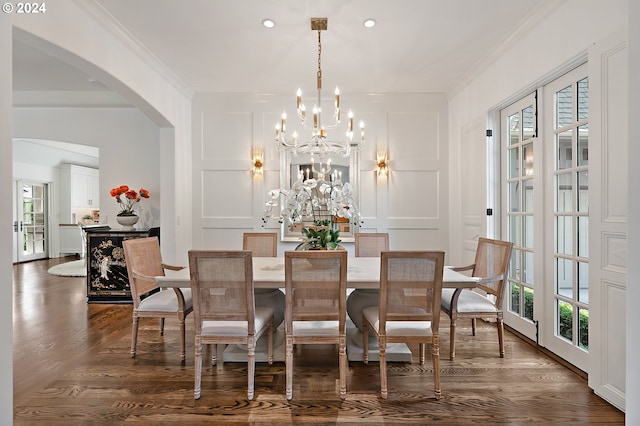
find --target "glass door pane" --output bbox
[17,182,48,261]
[544,66,589,370]
[501,92,537,340]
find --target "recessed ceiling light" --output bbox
[363,18,376,28]
[262,18,275,28]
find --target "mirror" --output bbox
[279,150,360,242]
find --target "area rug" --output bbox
[47,259,86,277]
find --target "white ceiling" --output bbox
[12,0,551,98]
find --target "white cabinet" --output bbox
[69,167,99,208]
[59,164,100,223]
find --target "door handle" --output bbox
[13,221,17,232]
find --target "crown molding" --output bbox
[72,0,194,100]
[448,0,568,99]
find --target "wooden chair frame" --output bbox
[242,232,278,257]
[354,232,389,257]
[441,237,513,360]
[284,250,348,400]
[188,250,274,400]
[362,250,445,400]
[123,236,192,361]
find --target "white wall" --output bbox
[626,1,639,423]
[13,107,161,256]
[3,3,192,418]
[191,92,449,258]
[0,10,13,424]
[448,0,627,264]
[448,0,628,411]
[12,1,193,264]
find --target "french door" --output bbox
[501,93,539,342]
[542,64,589,370]
[14,181,48,262]
[500,64,589,371]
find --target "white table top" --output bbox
[157,256,478,290]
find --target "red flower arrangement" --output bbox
[110,185,150,216]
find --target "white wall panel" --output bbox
[201,112,253,160]
[604,281,627,395]
[200,227,246,250]
[388,112,440,160]
[359,170,378,218]
[388,171,438,219]
[603,233,628,274]
[587,35,627,411]
[193,92,448,252]
[201,170,252,218]
[392,229,444,250]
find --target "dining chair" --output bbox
[243,231,285,329]
[441,237,513,360]
[362,250,445,400]
[284,250,348,400]
[242,232,277,257]
[347,232,390,332]
[188,250,274,400]
[354,232,389,257]
[122,236,193,361]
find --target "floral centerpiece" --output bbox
[262,174,361,250]
[110,185,149,217]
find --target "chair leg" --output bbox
[471,318,476,336]
[160,317,165,336]
[497,317,505,358]
[212,344,217,366]
[179,317,186,361]
[285,335,293,400]
[267,323,274,365]
[379,335,388,399]
[130,314,139,358]
[339,334,347,399]
[419,343,425,365]
[194,337,203,400]
[432,336,441,400]
[362,320,369,364]
[247,338,256,400]
[449,319,456,361]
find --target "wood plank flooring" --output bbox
[13,257,624,424]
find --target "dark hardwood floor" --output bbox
[13,257,624,424]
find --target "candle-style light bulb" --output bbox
[360,120,365,140]
[296,88,302,110]
[335,87,340,110]
[348,109,354,132]
[300,104,306,120]
[281,111,287,133]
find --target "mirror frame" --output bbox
[279,149,360,242]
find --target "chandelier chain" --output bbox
[317,28,322,90]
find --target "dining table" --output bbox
[157,256,479,290]
[156,256,479,362]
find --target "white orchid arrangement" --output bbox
[262,176,361,230]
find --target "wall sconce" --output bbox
[377,147,388,176]
[252,145,264,175]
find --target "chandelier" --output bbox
[275,18,365,158]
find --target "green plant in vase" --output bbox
[296,220,342,250]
